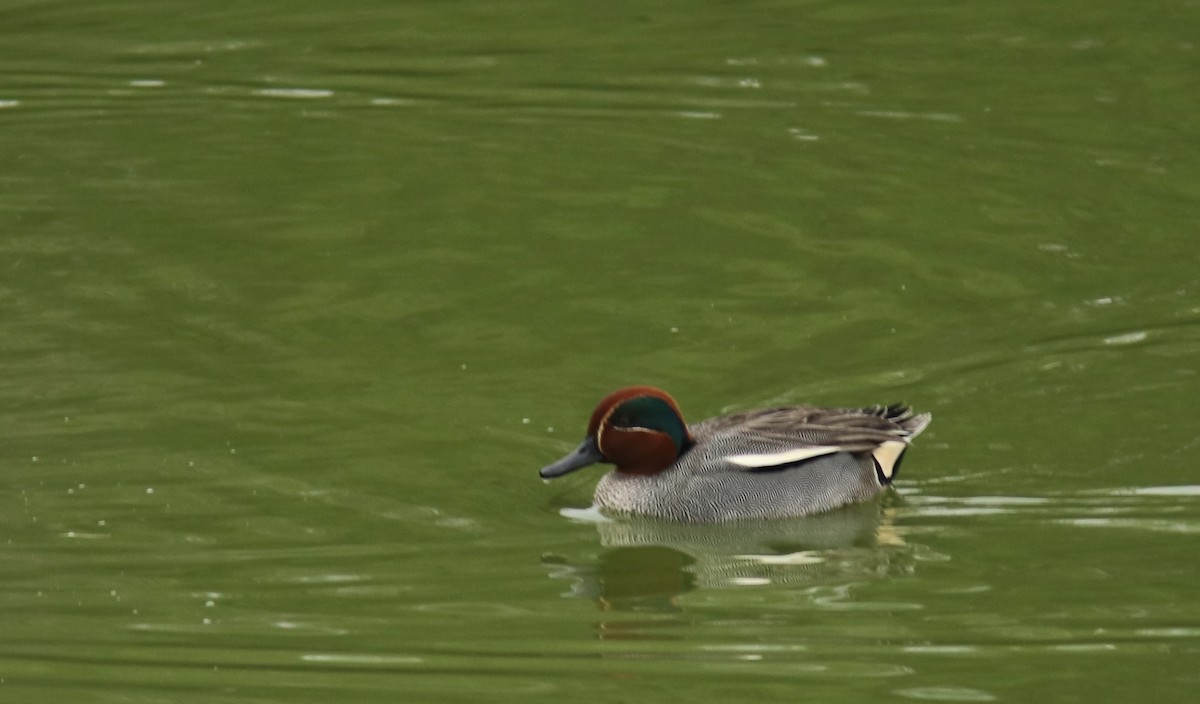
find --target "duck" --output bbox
[539,386,931,522]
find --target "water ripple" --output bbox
[896,686,996,702]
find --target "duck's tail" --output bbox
[871,403,932,439]
[870,405,931,485]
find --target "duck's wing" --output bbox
[691,405,931,479]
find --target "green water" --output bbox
[3,0,1199,701]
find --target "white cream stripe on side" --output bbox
[726,446,842,468]
[871,440,908,481]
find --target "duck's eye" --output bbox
[611,413,633,428]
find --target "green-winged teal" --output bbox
[539,386,931,522]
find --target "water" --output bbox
[3,0,1199,701]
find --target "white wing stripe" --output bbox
[726,446,842,468]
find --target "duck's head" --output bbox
[538,386,693,479]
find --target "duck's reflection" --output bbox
[542,501,912,612]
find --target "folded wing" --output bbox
[701,404,931,481]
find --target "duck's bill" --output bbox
[539,436,604,479]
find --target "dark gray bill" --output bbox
[539,436,604,479]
